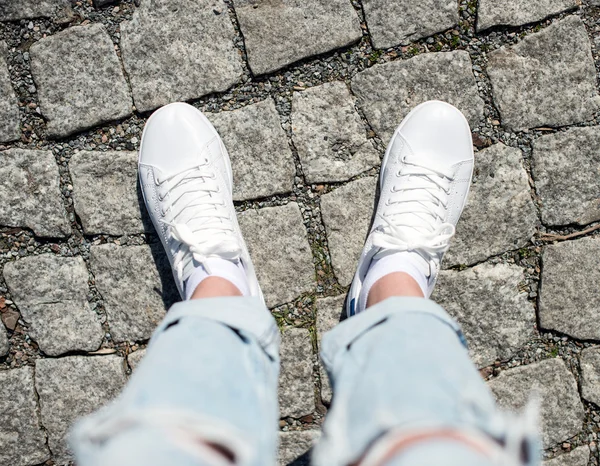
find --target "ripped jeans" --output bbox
[71,297,540,466]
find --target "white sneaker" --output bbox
[138,102,263,302]
[347,101,474,317]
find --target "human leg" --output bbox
[70,103,280,466]
[314,101,539,466]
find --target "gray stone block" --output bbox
[315,295,344,404]
[0,42,20,143]
[0,367,50,465]
[0,0,68,21]
[488,16,600,131]
[3,255,103,356]
[127,347,147,372]
[320,177,377,287]
[35,355,127,463]
[581,347,600,407]
[239,203,315,308]
[30,23,132,138]
[70,151,145,235]
[478,0,577,31]
[291,82,380,184]
[0,323,7,357]
[278,430,320,466]
[533,127,600,226]
[539,237,600,340]
[233,0,362,75]
[363,0,459,49]
[0,149,70,237]
[279,328,315,419]
[488,358,584,448]
[352,51,484,143]
[543,447,590,466]
[433,263,535,368]
[208,99,295,201]
[121,0,243,113]
[90,244,170,343]
[446,143,538,266]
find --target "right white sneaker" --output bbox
[347,101,474,317]
[138,102,264,303]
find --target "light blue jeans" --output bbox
[71,297,539,466]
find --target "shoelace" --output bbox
[156,160,242,283]
[372,156,456,262]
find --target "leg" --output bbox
[71,103,280,466]
[314,102,540,466]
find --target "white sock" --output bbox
[357,252,429,313]
[184,258,250,300]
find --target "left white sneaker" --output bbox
[347,100,474,317]
[138,102,264,303]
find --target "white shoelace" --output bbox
[156,160,242,284]
[372,156,456,262]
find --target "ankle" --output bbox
[184,257,250,300]
[366,272,424,308]
[190,276,243,300]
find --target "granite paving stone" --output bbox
[233,0,362,75]
[316,295,345,404]
[30,23,132,138]
[35,355,127,463]
[0,367,50,466]
[208,99,295,200]
[352,51,484,142]
[0,149,70,237]
[362,0,458,49]
[320,177,377,287]
[291,82,380,184]
[121,0,243,113]
[488,358,584,448]
[127,348,147,372]
[477,0,577,31]
[70,151,145,236]
[543,447,590,466]
[487,16,600,131]
[0,323,8,357]
[279,328,315,419]
[3,255,103,356]
[580,347,600,407]
[0,0,69,21]
[532,127,600,226]
[238,203,315,308]
[0,42,20,143]
[90,244,170,343]
[539,237,600,340]
[278,430,321,466]
[446,143,538,266]
[433,263,535,368]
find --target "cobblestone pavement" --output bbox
[1,0,600,465]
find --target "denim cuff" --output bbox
[320,297,467,372]
[155,297,280,361]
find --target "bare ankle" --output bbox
[190,276,243,300]
[366,272,425,309]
